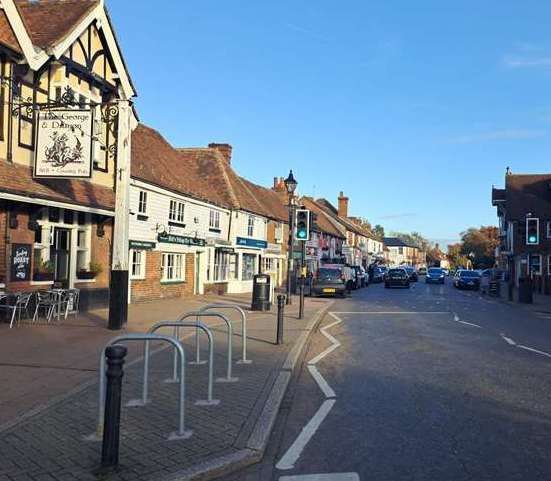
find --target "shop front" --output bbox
[225,236,267,294]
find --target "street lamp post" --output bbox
[284,170,298,305]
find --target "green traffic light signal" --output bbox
[294,209,310,241]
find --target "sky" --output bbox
[107,0,551,247]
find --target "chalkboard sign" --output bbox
[11,244,31,282]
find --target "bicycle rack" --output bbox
[141,320,220,406]
[174,311,238,383]
[85,333,192,443]
[199,304,251,364]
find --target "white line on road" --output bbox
[308,314,343,365]
[307,365,336,399]
[279,473,360,481]
[518,345,551,358]
[332,311,450,315]
[452,312,481,328]
[501,334,516,346]
[275,399,336,471]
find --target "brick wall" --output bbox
[0,201,7,284]
[130,251,195,303]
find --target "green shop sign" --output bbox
[157,233,206,246]
[129,240,156,250]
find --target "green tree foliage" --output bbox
[459,226,499,269]
[373,224,385,240]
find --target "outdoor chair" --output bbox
[0,292,33,328]
[62,288,80,319]
[33,290,56,324]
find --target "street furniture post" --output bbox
[276,294,285,344]
[101,345,127,469]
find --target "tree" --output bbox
[373,224,385,239]
[447,243,470,270]
[459,226,499,269]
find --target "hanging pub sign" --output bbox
[33,109,94,178]
[11,244,31,282]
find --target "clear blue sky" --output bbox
[108,1,551,247]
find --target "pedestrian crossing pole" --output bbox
[108,99,133,330]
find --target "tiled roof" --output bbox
[502,174,551,218]
[383,237,414,248]
[301,197,346,238]
[14,0,98,49]
[131,124,238,210]
[315,197,372,238]
[0,10,21,53]
[0,158,114,210]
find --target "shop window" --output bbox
[162,253,184,281]
[214,249,230,281]
[131,250,146,279]
[247,216,254,237]
[209,210,220,231]
[169,200,185,224]
[242,254,256,281]
[529,254,542,275]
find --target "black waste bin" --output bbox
[518,277,533,304]
[251,274,271,311]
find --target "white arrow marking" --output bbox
[276,399,336,471]
[501,334,516,346]
[518,345,551,358]
[279,473,360,481]
[452,312,481,328]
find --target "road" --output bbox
[219,278,551,481]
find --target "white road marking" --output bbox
[501,334,516,346]
[307,365,336,399]
[452,312,481,328]
[308,314,343,365]
[518,345,551,358]
[275,399,336,471]
[279,473,360,481]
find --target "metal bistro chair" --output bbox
[33,290,57,324]
[62,288,80,319]
[1,292,33,328]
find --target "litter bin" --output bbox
[251,274,271,311]
[518,277,533,304]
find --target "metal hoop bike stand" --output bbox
[199,304,251,364]
[86,333,192,442]
[174,311,238,383]
[143,320,220,406]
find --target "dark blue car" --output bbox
[426,267,445,284]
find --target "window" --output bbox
[162,253,184,281]
[274,222,283,243]
[131,250,146,279]
[76,228,89,272]
[247,216,255,237]
[529,254,542,275]
[138,191,147,215]
[398,247,404,255]
[262,257,275,273]
[169,200,185,223]
[547,221,551,239]
[210,210,220,230]
[242,254,256,280]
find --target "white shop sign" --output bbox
[34,109,94,178]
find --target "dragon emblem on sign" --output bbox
[44,131,84,168]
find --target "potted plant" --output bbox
[33,260,54,282]
[77,261,103,280]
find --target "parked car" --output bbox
[312,267,346,297]
[384,268,411,288]
[426,267,445,284]
[372,266,386,283]
[402,265,418,282]
[453,269,481,290]
[442,268,449,276]
[418,266,427,276]
[353,265,367,288]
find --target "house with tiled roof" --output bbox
[383,237,419,266]
[0,0,137,310]
[315,192,381,267]
[128,125,289,300]
[492,170,551,294]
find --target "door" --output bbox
[51,228,71,287]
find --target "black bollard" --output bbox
[276,294,285,345]
[101,344,128,470]
[298,276,305,320]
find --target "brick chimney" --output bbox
[338,191,349,218]
[209,143,232,164]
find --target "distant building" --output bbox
[383,237,423,267]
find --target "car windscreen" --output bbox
[460,271,480,278]
[428,268,443,275]
[388,269,406,276]
[317,268,342,281]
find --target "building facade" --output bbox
[0,0,136,309]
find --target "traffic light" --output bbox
[310,211,318,232]
[295,209,310,241]
[526,218,539,245]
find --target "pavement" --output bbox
[0,292,333,481]
[218,279,551,481]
